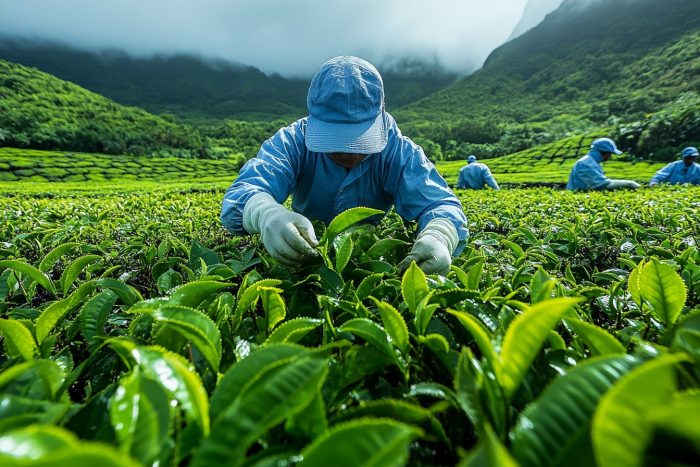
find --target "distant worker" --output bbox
[566,138,641,191]
[456,155,500,190]
[649,147,700,186]
[220,56,467,274]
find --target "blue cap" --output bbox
[305,56,388,154]
[467,155,477,163]
[591,138,622,155]
[681,147,699,158]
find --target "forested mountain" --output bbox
[404,0,700,122]
[2,0,698,161]
[397,0,700,159]
[0,59,207,156]
[0,59,311,159]
[0,39,457,122]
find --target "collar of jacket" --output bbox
[589,149,605,163]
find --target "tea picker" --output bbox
[221,56,467,274]
[456,154,500,190]
[566,138,641,191]
[649,146,700,186]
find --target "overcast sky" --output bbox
[0,0,542,77]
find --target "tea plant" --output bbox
[0,185,698,466]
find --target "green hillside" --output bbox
[0,40,458,122]
[0,60,208,156]
[397,0,700,160]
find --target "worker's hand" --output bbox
[607,179,641,190]
[243,192,320,266]
[397,218,459,275]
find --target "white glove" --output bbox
[243,193,320,266]
[397,218,459,275]
[607,179,640,189]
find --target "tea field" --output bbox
[0,177,699,466]
[439,133,667,186]
[0,147,242,183]
[0,143,668,188]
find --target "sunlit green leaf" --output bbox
[60,254,101,295]
[0,425,139,466]
[36,282,97,343]
[338,318,398,367]
[592,354,689,467]
[261,287,286,331]
[369,297,409,354]
[512,355,640,467]
[108,339,210,436]
[167,280,231,308]
[564,317,626,355]
[638,259,687,325]
[265,318,323,344]
[129,305,222,372]
[335,235,354,274]
[0,319,36,361]
[0,260,57,297]
[321,207,384,246]
[500,297,582,400]
[192,355,328,467]
[299,418,419,467]
[402,261,429,315]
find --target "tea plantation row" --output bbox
[0,146,668,187]
[0,147,243,182]
[0,185,698,466]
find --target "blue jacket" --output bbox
[457,162,499,190]
[566,150,610,190]
[221,114,468,253]
[650,160,700,186]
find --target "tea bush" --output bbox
[0,184,698,466]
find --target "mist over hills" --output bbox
[0,39,458,122]
[507,0,563,40]
[395,0,700,159]
[2,0,698,162]
[402,0,700,122]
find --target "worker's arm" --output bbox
[649,163,673,186]
[690,165,700,185]
[456,168,466,189]
[575,158,612,190]
[607,179,641,189]
[483,167,500,190]
[220,120,304,235]
[384,133,468,257]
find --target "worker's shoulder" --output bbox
[574,154,595,165]
[383,127,425,161]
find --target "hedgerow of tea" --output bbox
[0,185,699,466]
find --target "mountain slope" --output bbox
[0,59,206,156]
[508,0,563,41]
[0,39,458,122]
[400,0,700,124]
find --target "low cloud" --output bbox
[0,0,528,76]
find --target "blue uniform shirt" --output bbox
[650,160,700,186]
[221,114,468,254]
[566,149,610,190]
[457,162,500,190]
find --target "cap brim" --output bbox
[614,149,623,155]
[305,111,388,154]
